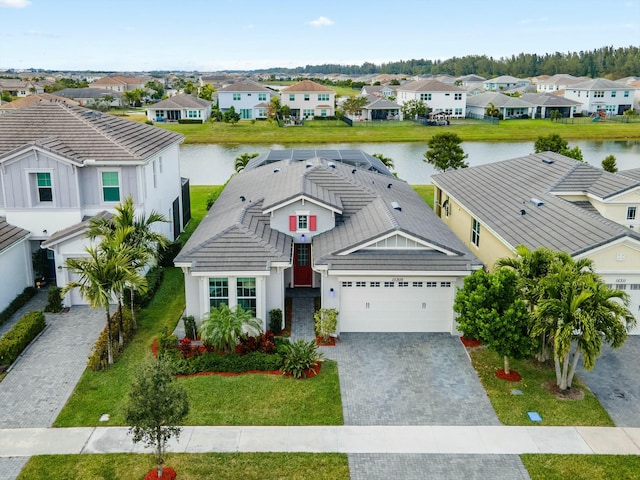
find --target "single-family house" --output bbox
[456,74,486,90]
[466,92,533,119]
[90,75,147,92]
[55,88,123,108]
[563,78,635,116]
[0,93,78,115]
[0,218,32,311]
[483,75,530,91]
[0,79,43,98]
[533,74,587,93]
[360,85,396,99]
[396,79,467,119]
[280,80,336,119]
[175,150,481,334]
[519,93,581,118]
[145,94,212,123]
[360,96,401,121]
[432,152,640,334]
[217,81,276,120]
[0,102,187,307]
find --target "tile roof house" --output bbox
[175,149,481,334]
[55,88,123,108]
[280,80,336,119]
[432,152,640,334]
[467,92,581,119]
[90,75,147,92]
[217,81,277,120]
[0,93,78,115]
[563,78,635,116]
[0,79,43,98]
[0,217,32,311]
[0,102,186,306]
[396,80,467,119]
[145,94,212,123]
[483,75,531,91]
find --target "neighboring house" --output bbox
[360,85,396,98]
[90,75,147,92]
[217,81,276,120]
[175,150,481,334]
[360,95,401,121]
[55,88,123,107]
[0,102,186,306]
[456,74,486,91]
[466,92,533,119]
[629,80,640,111]
[483,75,531,91]
[432,152,640,334]
[0,79,43,97]
[280,80,336,119]
[0,218,32,312]
[0,93,78,115]
[519,93,581,118]
[145,94,212,123]
[396,79,467,119]
[533,74,586,93]
[563,78,635,116]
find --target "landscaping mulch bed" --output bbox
[496,369,522,382]
[543,380,585,400]
[145,467,176,480]
[316,336,336,346]
[460,336,482,348]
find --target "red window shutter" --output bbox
[309,215,317,231]
[289,215,297,231]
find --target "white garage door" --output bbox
[602,276,640,335]
[338,278,456,332]
[66,260,88,306]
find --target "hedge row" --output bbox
[164,349,283,375]
[0,310,46,366]
[0,287,37,327]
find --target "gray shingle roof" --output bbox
[466,92,532,108]
[432,152,640,256]
[570,78,634,90]
[41,211,113,248]
[56,88,123,99]
[397,79,465,93]
[0,102,183,162]
[177,153,481,273]
[218,81,275,93]
[0,217,30,253]
[146,94,211,110]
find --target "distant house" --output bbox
[0,79,42,97]
[145,94,212,123]
[90,75,147,92]
[456,74,486,91]
[360,85,396,99]
[396,79,467,119]
[563,78,635,116]
[466,92,533,119]
[0,102,186,307]
[533,74,586,93]
[519,93,581,118]
[55,88,123,108]
[175,149,481,334]
[0,218,31,312]
[217,81,277,120]
[483,75,530,91]
[0,93,78,115]
[432,152,640,334]
[280,80,336,119]
[359,95,401,121]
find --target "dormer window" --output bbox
[298,215,308,230]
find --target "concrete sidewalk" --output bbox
[1,425,640,457]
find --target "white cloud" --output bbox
[307,16,334,27]
[0,0,31,8]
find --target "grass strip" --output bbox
[521,454,640,480]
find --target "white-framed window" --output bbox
[318,93,330,101]
[289,94,295,101]
[303,109,314,118]
[152,160,158,188]
[258,93,267,101]
[611,91,616,98]
[321,109,327,117]
[594,91,604,98]
[471,218,480,247]
[237,277,256,315]
[233,93,241,101]
[257,108,266,117]
[398,281,409,287]
[425,281,437,288]
[187,110,201,118]
[627,206,637,220]
[209,278,229,308]
[413,281,423,287]
[624,91,630,97]
[454,93,462,100]
[370,281,380,287]
[630,284,640,290]
[454,108,463,115]
[36,172,53,203]
[304,94,310,101]
[101,171,120,202]
[298,215,308,230]
[419,93,431,101]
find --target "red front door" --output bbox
[293,243,312,287]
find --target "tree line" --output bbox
[257,45,640,79]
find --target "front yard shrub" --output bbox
[238,330,276,354]
[314,308,338,342]
[0,310,46,366]
[0,286,37,326]
[158,331,178,355]
[281,339,323,379]
[88,309,135,371]
[269,309,283,334]
[164,349,283,375]
[44,286,64,313]
[182,315,197,340]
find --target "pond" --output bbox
[180,140,640,185]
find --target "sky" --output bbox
[0,0,638,72]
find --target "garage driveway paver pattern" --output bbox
[578,336,640,427]
[321,333,500,426]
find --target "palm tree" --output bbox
[234,153,259,173]
[372,153,394,171]
[63,246,144,365]
[199,303,262,353]
[534,255,635,390]
[87,196,167,329]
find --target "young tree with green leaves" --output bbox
[342,96,369,118]
[199,303,262,353]
[602,154,618,173]
[223,106,241,125]
[125,356,189,478]
[454,268,534,374]
[198,84,215,101]
[234,152,259,173]
[423,132,468,172]
[401,99,428,120]
[534,134,583,161]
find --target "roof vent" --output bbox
[240,196,246,202]
[306,162,313,168]
[387,183,392,189]
[328,162,336,168]
[273,167,281,173]
[352,168,357,174]
[530,198,544,207]
[520,209,526,216]
[542,158,554,165]
[391,201,402,211]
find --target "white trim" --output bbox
[573,235,640,259]
[190,270,271,277]
[23,168,56,208]
[0,145,84,168]
[263,195,342,215]
[326,269,477,276]
[98,168,122,205]
[337,230,457,256]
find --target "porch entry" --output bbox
[293,243,312,287]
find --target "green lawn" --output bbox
[180,185,222,242]
[521,454,640,480]
[18,453,349,480]
[117,112,640,144]
[468,347,613,426]
[411,184,435,209]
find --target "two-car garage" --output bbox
[337,276,459,333]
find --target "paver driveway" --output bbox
[579,336,640,427]
[322,333,500,426]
